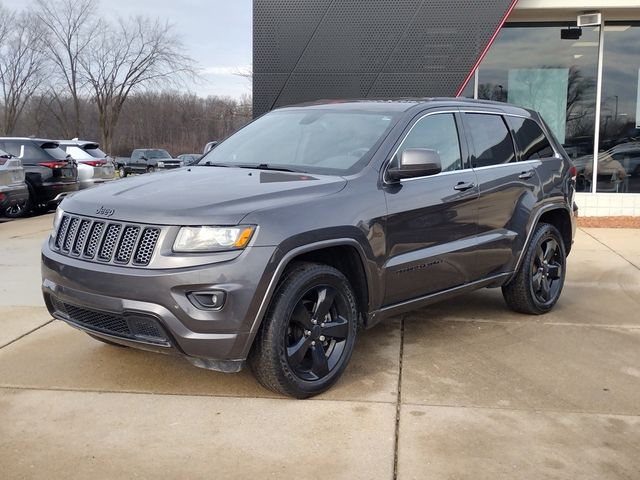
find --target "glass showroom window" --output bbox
[597,23,640,194]
[475,24,600,192]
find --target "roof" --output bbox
[279,97,535,117]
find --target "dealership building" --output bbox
[254,0,640,216]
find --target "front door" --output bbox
[383,111,479,306]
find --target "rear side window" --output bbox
[396,113,463,172]
[465,113,516,167]
[507,117,555,160]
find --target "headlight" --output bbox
[52,207,65,235]
[173,226,256,252]
[156,161,165,168]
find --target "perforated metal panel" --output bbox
[253,0,515,116]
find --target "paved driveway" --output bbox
[1,214,639,479]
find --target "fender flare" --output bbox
[247,238,375,337]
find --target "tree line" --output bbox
[0,0,252,156]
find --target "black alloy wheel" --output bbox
[4,188,33,218]
[530,237,563,304]
[502,222,566,314]
[285,284,350,381]
[249,262,358,398]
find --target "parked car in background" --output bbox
[177,153,202,166]
[43,99,576,398]
[203,141,218,154]
[0,149,29,217]
[573,142,640,192]
[116,149,181,177]
[58,140,115,190]
[0,138,78,217]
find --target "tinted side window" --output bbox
[465,113,516,167]
[397,113,463,172]
[507,117,555,160]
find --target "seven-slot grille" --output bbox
[54,214,161,266]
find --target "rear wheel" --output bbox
[4,187,33,218]
[249,262,358,398]
[502,223,566,314]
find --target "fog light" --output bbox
[188,290,226,310]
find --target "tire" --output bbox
[118,165,127,178]
[86,332,129,347]
[4,186,33,218]
[502,223,566,315]
[249,262,358,398]
[146,166,155,173]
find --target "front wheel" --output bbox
[146,166,155,173]
[249,262,358,398]
[502,223,566,314]
[118,165,127,178]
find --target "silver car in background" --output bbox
[58,140,115,190]
[0,149,29,217]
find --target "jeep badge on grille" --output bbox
[95,206,115,217]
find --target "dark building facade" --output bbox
[253,0,516,117]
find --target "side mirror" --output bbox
[387,148,442,182]
[141,155,148,161]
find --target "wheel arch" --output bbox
[509,203,574,284]
[248,239,375,340]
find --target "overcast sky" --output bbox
[3,0,252,99]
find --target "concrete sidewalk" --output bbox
[1,215,639,479]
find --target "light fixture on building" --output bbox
[577,13,602,27]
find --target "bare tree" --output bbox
[0,10,47,135]
[80,16,195,153]
[34,0,99,138]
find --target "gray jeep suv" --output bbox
[42,99,576,398]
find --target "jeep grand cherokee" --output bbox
[42,99,576,398]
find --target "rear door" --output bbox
[382,110,480,305]
[462,112,542,279]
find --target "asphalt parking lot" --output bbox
[1,214,639,479]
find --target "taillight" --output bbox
[0,159,6,166]
[83,160,107,167]
[38,162,68,169]
[569,165,577,179]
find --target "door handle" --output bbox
[453,181,475,191]
[519,170,534,180]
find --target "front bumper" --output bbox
[41,241,278,370]
[0,183,29,209]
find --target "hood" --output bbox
[61,166,347,225]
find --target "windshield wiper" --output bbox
[237,163,301,173]
[202,162,232,167]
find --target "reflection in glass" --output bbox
[598,23,640,193]
[475,24,599,191]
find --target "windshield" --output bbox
[146,149,171,159]
[198,108,400,175]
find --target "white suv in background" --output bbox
[58,140,115,190]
